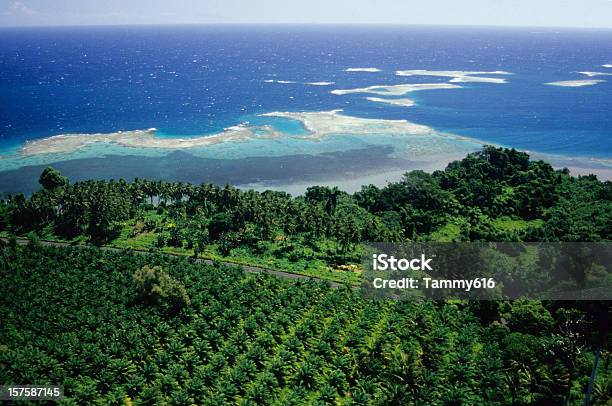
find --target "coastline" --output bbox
[238,152,469,195]
[1,145,610,198]
[530,152,612,180]
[1,110,611,197]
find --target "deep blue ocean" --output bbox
[0,25,611,193]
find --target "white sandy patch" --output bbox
[395,69,512,84]
[237,170,411,195]
[332,83,461,96]
[602,64,612,68]
[20,125,282,156]
[239,168,420,195]
[366,97,416,107]
[545,79,606,87]
[260,110,434,139]
[579,71,612,77]
[345,67,381,72]
[306,82,335,86]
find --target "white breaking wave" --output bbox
[345,67,382,73]
[263,79,297,84]
[602,64,612,68]
[264,80,333,86]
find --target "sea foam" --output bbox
[263,79,297,84]
[264,80,334,86]
[345,68,381,72]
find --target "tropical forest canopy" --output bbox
[0,146,610,404]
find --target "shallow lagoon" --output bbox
[2,25,612,193]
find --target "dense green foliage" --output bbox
[0,146,610,282]
[1,147,610,404]
[133,265,191,313]
[1,245,610,405]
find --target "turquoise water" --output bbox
[1,25,611,192]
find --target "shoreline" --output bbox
[1,145,609,198]
[237,154,468,195]
[2,110,611,194]
[239,152,612,195]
